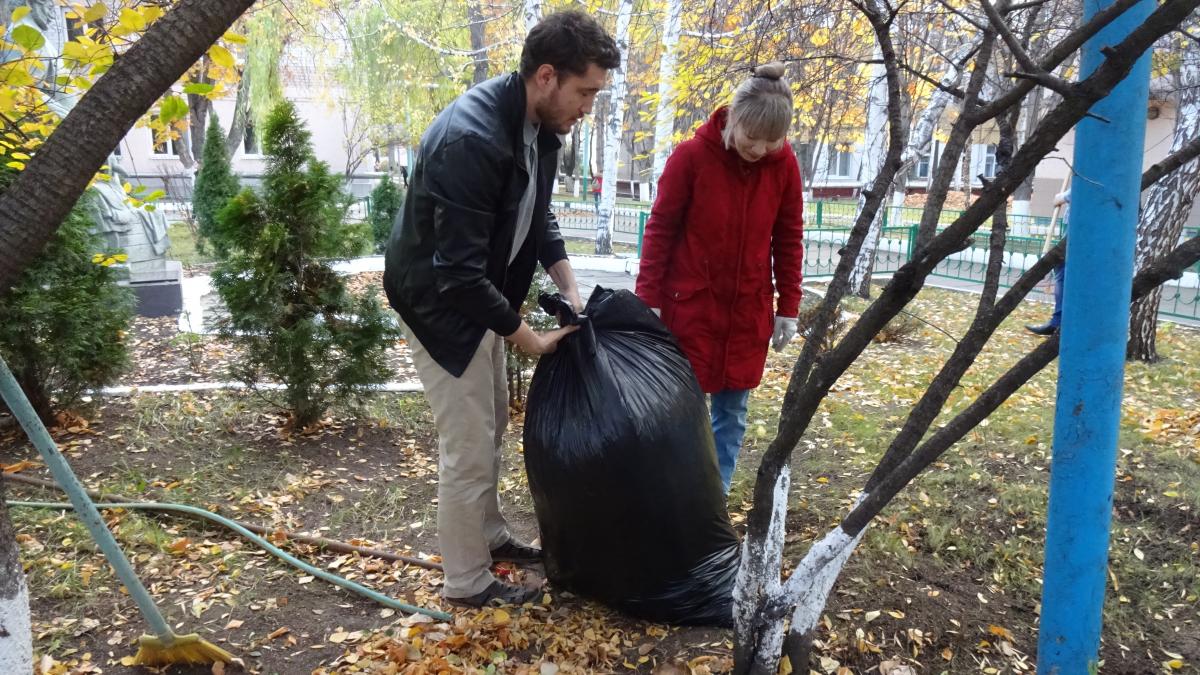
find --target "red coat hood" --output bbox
[695,107,793,167]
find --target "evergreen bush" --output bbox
[192,112,240,257]
[0,171,134,423]
[368,176,404,254]
[210,101,398,428]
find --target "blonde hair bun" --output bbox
[722,61,793,148]
[752,62,787,81]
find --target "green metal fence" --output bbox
[612,200,1198,323]
[555,199,1197,322]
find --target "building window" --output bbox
[795,142,813,170]
[152,137,181,157]
[982,144,998,178]
[66,18,85,41]
[914,152,930,179]
[244,124,259,155]
[827,145,853,178]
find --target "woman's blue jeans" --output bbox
[710,389,751,493]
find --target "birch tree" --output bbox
[1127,40,1200,361]
[596,0,633,255]
[847,40,893,298]
[524,0,543,33]
[650,0,683,199]
[731,0,1200,670]
[886,38,982,217]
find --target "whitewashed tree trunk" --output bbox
[1128,53,1200,361]
[596,0,633,255]
[732,468,790,675]
[0,481,31,675]
[848,43,889,298]
[733,467,869,675]
[649,0,682,201]
[523,0,542,32]
[1010,88,1042,229]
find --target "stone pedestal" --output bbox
[123,260,183,318]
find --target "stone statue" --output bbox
[88,157,172,274]
[4,0,181,315]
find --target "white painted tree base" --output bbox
[0,581,32,675]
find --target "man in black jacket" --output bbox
[383,11,619,608]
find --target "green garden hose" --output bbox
[0,352,450,624]
[7,499,451,621]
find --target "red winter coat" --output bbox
[635,108,804,393]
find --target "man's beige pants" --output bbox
[408,330,512,598]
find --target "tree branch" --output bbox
[1008,69,1076,95]
[1177,27,1200,46]
[842,232,1200,537]
[916,26,999,247]
[981,0,1042,73]
[970,0,1144,122]
[1141,133,1200,189]
[899,62,968,99]
[1007,0,1054,10]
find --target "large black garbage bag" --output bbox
[523,287,740,626]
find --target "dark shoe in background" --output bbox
[1025,323,1059,336]
[489,539,542,564]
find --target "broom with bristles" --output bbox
[0,356,234,666]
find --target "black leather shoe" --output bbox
[445,580,541,608]
[490,539,542,563]
[1025,323,1059,336]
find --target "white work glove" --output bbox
[650,307,662,318]
[772,316,798,352]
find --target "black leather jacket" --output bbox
[383,73,568,377]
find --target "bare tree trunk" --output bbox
[1127,51,1200,361]
[523,0,543,33]
[888,39,980,218]
[186,61,214,161]
[735,1,909,670]
[225,67,251,157]
[467,0,488,87]
[848,43,890,298]
[596,0,633,255]
[1010,87,1043,224]
[650,0,682,200]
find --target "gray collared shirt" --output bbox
[510,120,540,264]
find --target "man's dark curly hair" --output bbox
[520,10,621,79]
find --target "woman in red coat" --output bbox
[635,63,804,493]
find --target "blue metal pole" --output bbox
[1036,0,1154,670]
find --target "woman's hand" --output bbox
[771,316,798,352]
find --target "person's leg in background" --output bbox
[1026,262,1066,336]
[710,389,751,493]
[1051,261,1065,327]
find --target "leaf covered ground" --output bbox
[1,282,1197,674]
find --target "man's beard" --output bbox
[537,99,576,135]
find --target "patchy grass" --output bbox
[165,217,376,269]
[563,236,639,257]
[164,220,217,268]
[2,280,1196,674]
